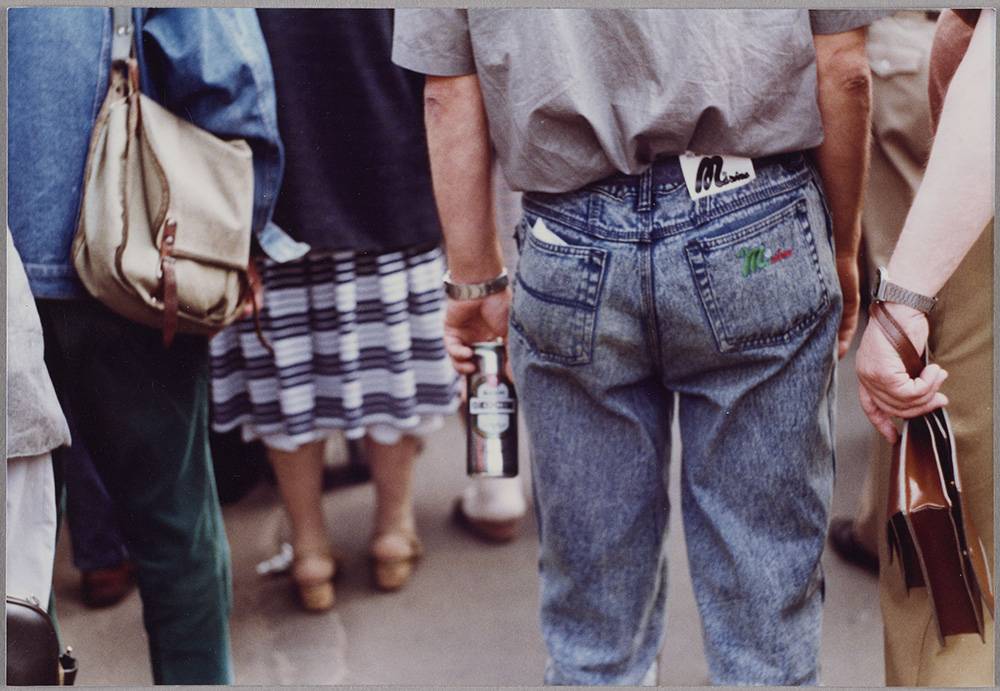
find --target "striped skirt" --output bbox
[209,244,460,451]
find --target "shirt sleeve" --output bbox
[138,8,284,242]
[392,9,475,76]
[809,10,894,35]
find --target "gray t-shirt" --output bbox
[393,9,888,193]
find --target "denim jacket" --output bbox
[8,7,306,300]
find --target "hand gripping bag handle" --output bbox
[871,301,993,643]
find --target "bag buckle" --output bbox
[59,646,78,686]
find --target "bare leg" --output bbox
[365,434,421,590]
[268,440,329,555]
[267,440,335,609]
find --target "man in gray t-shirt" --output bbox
[395,9,883,193]
[395,9,881,685]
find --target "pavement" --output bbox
[50,341,884,686]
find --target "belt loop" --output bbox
[636,166,655,212]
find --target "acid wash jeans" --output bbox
[508,153,841,686]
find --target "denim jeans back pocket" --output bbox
[510,218,608,365]
[685,197,830,353]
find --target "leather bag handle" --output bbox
[869,301,924,379]
[111,7,133,63]
[111,8,140,95]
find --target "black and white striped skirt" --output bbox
[209,244,460,451]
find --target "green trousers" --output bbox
[38,298,233,685]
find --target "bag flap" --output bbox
[138,93,254,270]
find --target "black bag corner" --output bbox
[6,595,77,685]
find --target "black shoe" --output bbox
[828,517,878,576]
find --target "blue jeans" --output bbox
[509,153,841,685]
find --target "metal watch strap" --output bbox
[874,267,937,313]
[443,269,509,301]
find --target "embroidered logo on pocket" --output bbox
[737,245,794,277]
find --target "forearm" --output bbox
[887,11,994,297]
[812,28,872,260]
[424,74,502,283]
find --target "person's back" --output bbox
[9,8,108,297]
[395,8,883,685]
[208,8,460,610]
[395,9,884,194]
[7,7,283,684]
[256,8,441,253]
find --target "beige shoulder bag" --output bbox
[72,7,254,346]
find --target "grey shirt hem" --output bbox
[392,41,475,77]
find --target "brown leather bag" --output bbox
[872,302,995,644]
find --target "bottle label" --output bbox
[471,381,516,437]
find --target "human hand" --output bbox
[241,258,263,319]
[835,253,860,359]
[443,288,512,375]
[855,304,948,443]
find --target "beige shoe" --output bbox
[292,550,336,612]
[369,530,423,592]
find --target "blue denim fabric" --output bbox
[509,153,841,685]
[8,8,299,300]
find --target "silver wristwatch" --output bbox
[443,269,509,301]
[872,266,937,313]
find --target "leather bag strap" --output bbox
[111,8,140,97]
[111,7,133,63]
[238,269,276,358]
[160,219,179,348]
[250,287,275,358]
[869,301,924,379]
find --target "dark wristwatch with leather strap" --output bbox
[872,266,937,313]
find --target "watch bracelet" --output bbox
[443,269,509,300]
[878,281,937,313]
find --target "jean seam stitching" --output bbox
[640,244,663,369]
[524,227,598,260]
[686,168,812,231]
[686,197,832,352]
[516,275,598,311]
[684,246,727,351]
[523,200,589,233]
[509,247,607,364]
[508,317,588,365]
[647,172,812,240]
[695,199,802,249]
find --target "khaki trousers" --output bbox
[853,13,995,685]
[854,11,937,554]
[876,224,995,686]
